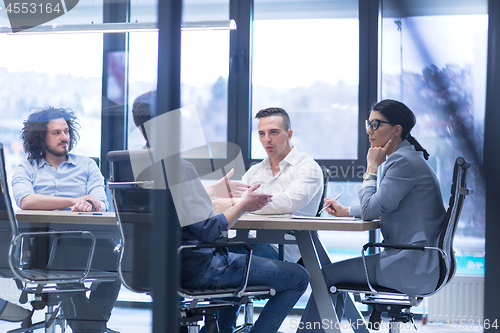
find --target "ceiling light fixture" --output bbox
[0,20,236,34]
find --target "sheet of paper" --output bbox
[291,215,360,221]
[245,213,292,218]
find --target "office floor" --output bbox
[0,307,485,333]
[0,289,484,333]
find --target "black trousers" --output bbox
[52,238,121,333]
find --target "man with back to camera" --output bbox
[216,107,324,262]
[130,92,310,333]
[12,107,120,333]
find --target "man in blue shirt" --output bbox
[12,107,120,333]
[13,108,106,212]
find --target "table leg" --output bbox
[310,231,332,266]
[344,293,370,333]
[295,230,341,333]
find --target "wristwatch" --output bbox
[363,172,377,181]
[86,199,95,211]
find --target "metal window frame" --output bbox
[227,0,378,182]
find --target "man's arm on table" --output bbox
[18,193,103,211]
[12,160,107,212]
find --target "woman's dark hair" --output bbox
[372,99,429,160]
[20,107,80,159]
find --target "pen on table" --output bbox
[78,212,103,215]
[318,194,342,215]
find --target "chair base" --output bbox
[364,303,416,333]
[179,301,231,333]
[7,304,64,333]
[234,299,254,333]
[6,303,119,333]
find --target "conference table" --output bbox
[15,210,379,333]
[15,210,120,237]
[231,214,379,333]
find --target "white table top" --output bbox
[234,214,379,231]
[14,210,380,232]
[15,210,117,225]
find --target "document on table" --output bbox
[291,215,360,221]
[245,213,292,218]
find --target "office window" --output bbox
[127,32,159,149]
[381,1,488,275]
[0,34,103,208]
[251,0,359,160]
[127,0,230,151]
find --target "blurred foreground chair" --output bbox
[107,149,275,333]
[0,142,118,333]
[330,157,472,333]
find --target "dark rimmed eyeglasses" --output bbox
[365,119,391,131]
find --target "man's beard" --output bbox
[45,144,68,157]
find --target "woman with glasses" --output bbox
[298,99,446,332]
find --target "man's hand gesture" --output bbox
[207,168,250,198]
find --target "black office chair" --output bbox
[0,143,119,333]
[90,157,100,167]
[330,157,472,333]
[316,166,330,217]
[107,149,275,333]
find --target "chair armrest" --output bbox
[9,230,97,284]
[178,241,253,298]
[108,181,155,190]
[363,242,426,252]
[361,242,445,295]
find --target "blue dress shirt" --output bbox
[12,154,108,210]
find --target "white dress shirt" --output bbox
[242,147,323,216]
[242,147,323,262]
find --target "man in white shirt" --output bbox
[223,107,324,262]
[243,107,323,216]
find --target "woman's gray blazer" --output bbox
[349,140,446,295]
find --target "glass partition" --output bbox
[127,29,230,151]
[0,0,151,331]
[381,0,488,275]
[0,0,235,331]
[0,0,491,330]
[128,0,230,152]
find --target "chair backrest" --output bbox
[107,149,157,293]
[108,150,153,213]
[434,157,472,292]
[0,144,46,278]
[0,143,18,278]
[90,157,100,167]
[316,166,330,217]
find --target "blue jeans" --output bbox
[230,243,280,261]
[183,251,309,333]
